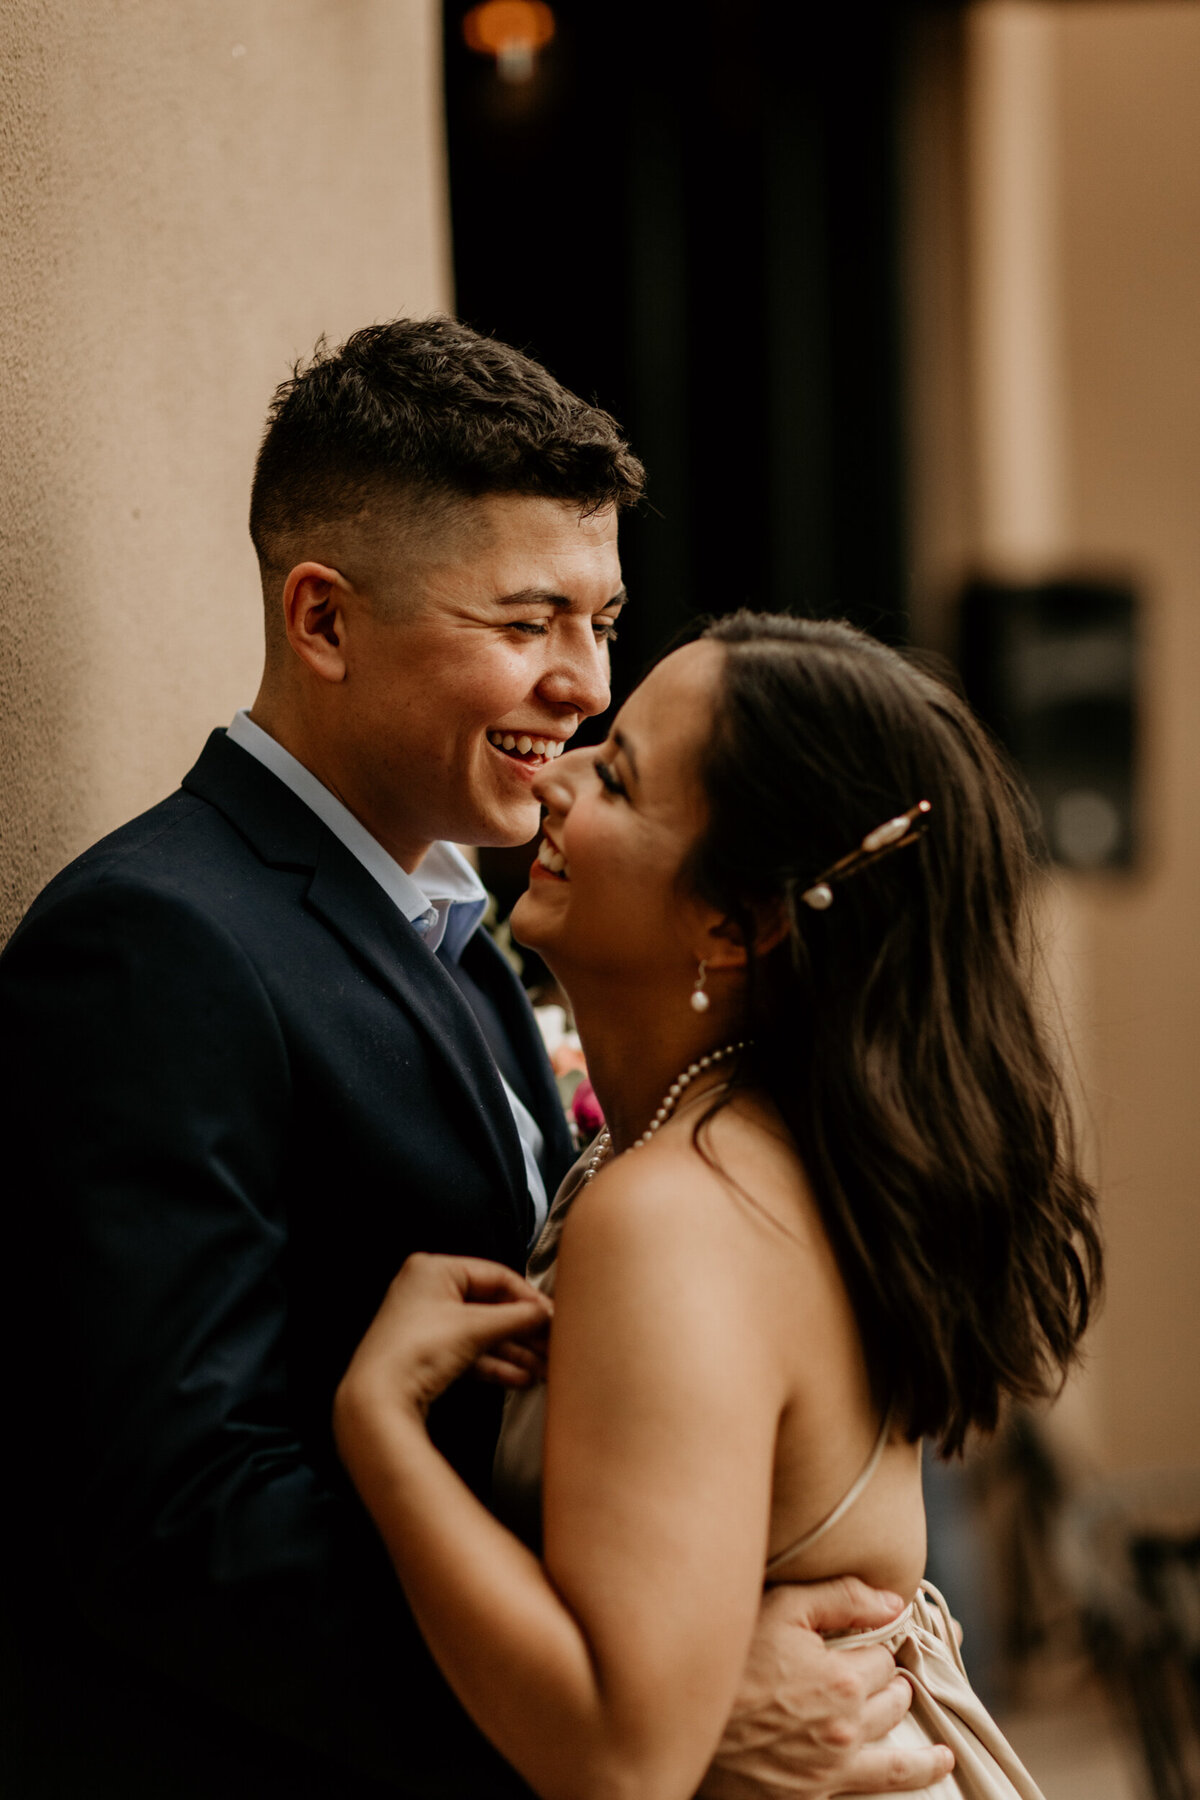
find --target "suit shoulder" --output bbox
[22,779,269,905]
[54,785,224,876]
[0,808,290,1068]
[4,787,274,965]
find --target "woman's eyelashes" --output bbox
[594,758,628,798]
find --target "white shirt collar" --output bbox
[226,710,486,960]
[412,841,490,963]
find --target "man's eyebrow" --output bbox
[612,728,640,780]
[496,586,628,609]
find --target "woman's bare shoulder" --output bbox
[550,1115,802,1428]
[557,1097,831,1292]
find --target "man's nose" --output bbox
[537,623,612,719]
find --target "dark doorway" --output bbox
[443,2,945,913]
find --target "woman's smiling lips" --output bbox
[531,832,569,882]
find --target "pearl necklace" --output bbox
[581,1040,753,1182]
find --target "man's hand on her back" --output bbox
[699,1578,955,1797]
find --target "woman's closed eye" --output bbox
[594,758,628,799]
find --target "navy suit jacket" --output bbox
[0,730,574,1799]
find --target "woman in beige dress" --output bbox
[334,613,1102,1800]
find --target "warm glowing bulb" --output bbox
[462,1,556,82]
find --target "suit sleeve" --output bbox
[0,878,528,1797]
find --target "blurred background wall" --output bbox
[0,0,450,939]
[905,0,1200,1479]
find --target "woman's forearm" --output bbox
[338,1397,700,1800]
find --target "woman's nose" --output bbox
[531,771,570,812]
[531,748,585,810]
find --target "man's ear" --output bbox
[281,562,354,683]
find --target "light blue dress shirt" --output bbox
[226,710,549,1239]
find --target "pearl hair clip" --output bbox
[800,799,933,911]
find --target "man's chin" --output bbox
[472,809,542,852]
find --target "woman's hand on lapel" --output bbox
[334,1253,553,1454]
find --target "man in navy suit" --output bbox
[0,319,939,1799]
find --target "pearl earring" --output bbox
[690,959,711,1013]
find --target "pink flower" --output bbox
[571,1078,604,1137]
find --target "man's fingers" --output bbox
[859,1673,915,1742]
[831,1642,900,1702]
[837,1740,955,1792]
[768,1573,905,1637]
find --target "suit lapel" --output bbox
[462,929,576,1186]
[303,843,532,1225]
[182,731,533,1240]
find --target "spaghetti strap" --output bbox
[764,1402,895,1576]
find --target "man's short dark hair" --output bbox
[249,316,644,567]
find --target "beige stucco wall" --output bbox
[0,0,450,940]
[1055,3,1200,1471]
[907,1,1200,1473]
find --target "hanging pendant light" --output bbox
[462,1,556,84]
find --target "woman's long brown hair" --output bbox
[687,612,1102,1455]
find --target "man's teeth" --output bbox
[487,732,565,759]
[537,839,569,877]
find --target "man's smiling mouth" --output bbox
[487,731,566,765]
